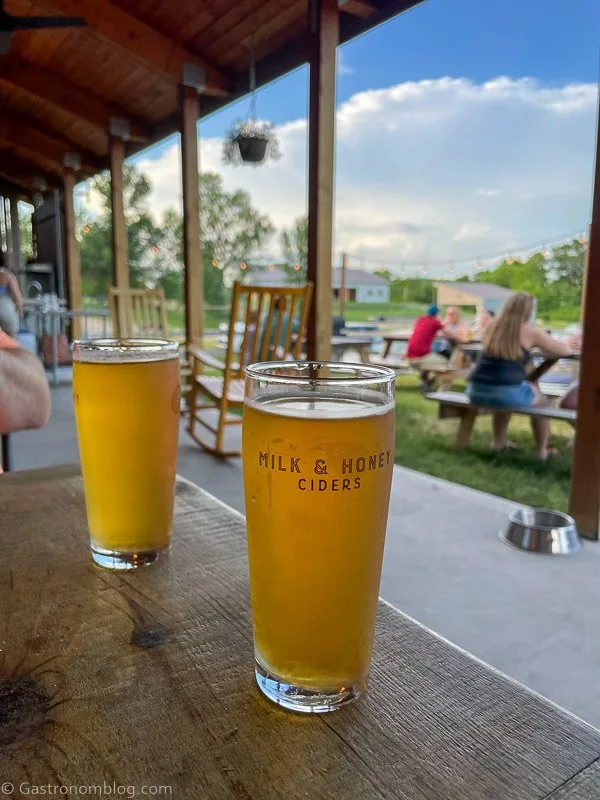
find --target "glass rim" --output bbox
[73,338,179,363]
[245,361,396,387]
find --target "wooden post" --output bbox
[569,115,600,539]
[109,132,128,289]
[63,167,82,339]
[181,81,204,346]
[9,196,21,275]
[339,252,347,316]
[306,0,338,361]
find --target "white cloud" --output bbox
[337,51,355,76]
[132,76,597,275]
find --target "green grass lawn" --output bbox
[340,301,426,322]
[395,374,573,511]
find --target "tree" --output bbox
[18,203,34,262]
[280,216,308,284]
[159,172,274,305]
[80,164,163,296]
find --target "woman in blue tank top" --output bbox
[467,292,572,460]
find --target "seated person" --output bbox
[466,293,571,460]
[476,309,495,337]
[0,254,24,337]
[406,304,460,391]
[0,329,50,443]
[434,306,464,358]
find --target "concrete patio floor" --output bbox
[10,374,600,729]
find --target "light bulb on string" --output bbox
[448,262,455,275]
[541,246,550,259]
[475,260,482,272]
[152,246,159,255]
[579,233,586,245]
[212,258,219,268]
[400,265,407,277]
[293,264,301,271]
[268,264,275,271]
[81,224,90,235]
[421,265,429,276]
[506,255,514,265]
[240,262,247,270]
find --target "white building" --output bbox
[250,266,391,304]
[332,268,390,303]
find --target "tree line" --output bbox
[79,164,585,320]
[78,165,308,306]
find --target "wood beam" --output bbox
[109,135,128,290]
[0,59,148,142]
[63,168,83,338]
[0,151,58,189]
[306,0,338,361]
[569,117,600,538]
[180,86,204,345]
[338,0,376,18]
[5,107,105,169]
[0,122,98,174]
[46,0,228,96]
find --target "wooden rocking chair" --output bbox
[187,281,313,456]
[109,286,193,412]
[109,287,169,338]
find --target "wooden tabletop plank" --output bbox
[545,759,600,799]
[1,466,599,799]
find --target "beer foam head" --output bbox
[73,338,179,363]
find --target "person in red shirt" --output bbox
[406,305,459,391]
[0,328,50,446]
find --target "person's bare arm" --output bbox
[7,271,24,316]
[524,325,572,357]
[0,348,50,434]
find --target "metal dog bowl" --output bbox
[499,508,581,555]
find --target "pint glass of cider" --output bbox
[73,339,180,570]
[243,362,396,712]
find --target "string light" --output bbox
[421,266,429,276]
[541,246,550,258]
[448,262,455,274]
[268,264,275,271]
[212,258,220,267]
[293,264,301,271]
[240,262,247,270]
[152,246,159,255]
[506,256,514,265]
[81,225,90,235]
[579,233,586,245]
[475,260,482,271]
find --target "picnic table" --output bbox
[460,343,580,383]
[2,464,600,798]
[330,334,374,362]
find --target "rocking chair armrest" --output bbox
[188,347,226,372]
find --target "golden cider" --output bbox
[243,396,395,689]
[73,356,180,556]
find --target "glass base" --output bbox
[255,658,364,713]
[91,544,169,570]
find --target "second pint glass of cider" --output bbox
[73,339,180,570]
[243,362,396,712]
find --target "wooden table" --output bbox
[330,334,374,363]
[2,466,600,799]
[381,331,411,357]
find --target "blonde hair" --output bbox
[483,292,534,361]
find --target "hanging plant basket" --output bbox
[223,120,281,167]
[237,135,269,164]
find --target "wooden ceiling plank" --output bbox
[43,0,229,95]
[0,122,95,174]
[0,59,149,142]
[5,106,106,166]
[338,0,376,18]
[210,1,305,61]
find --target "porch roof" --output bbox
[0,0,424,198]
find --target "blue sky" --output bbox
[130,0,599,274]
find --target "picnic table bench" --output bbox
[427,390,577,448]
[1,465,600,798]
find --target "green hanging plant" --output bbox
[222,119,281,166]
[222,54,281,167]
